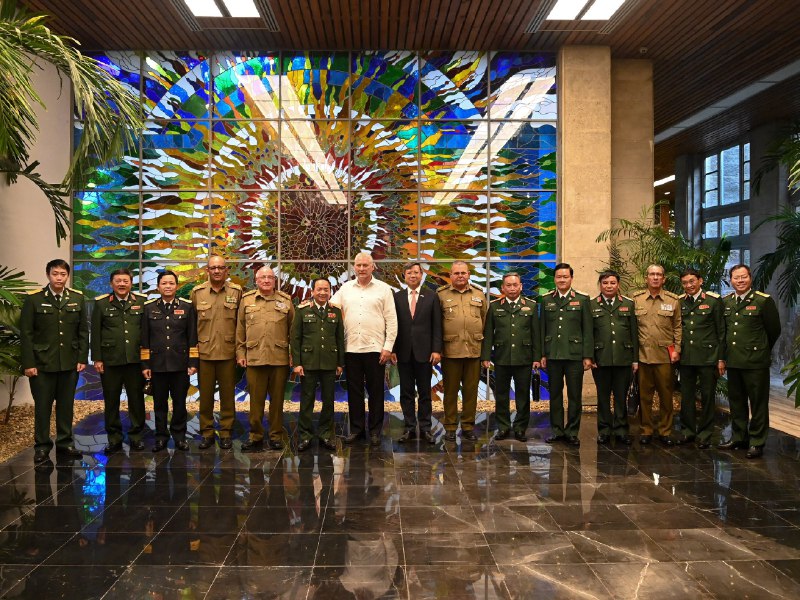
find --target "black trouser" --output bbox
[592,365,632,437]
[151,370,190,442]
[298,369,336,441]
[546,359,584,438]
[679,364,717,443]
[494,364,532,434]
[101,363,145,444]
[397,359,433,433]
[29,369,79,452]
[727,367,770,448]
[344,352,385,438]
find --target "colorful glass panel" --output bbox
[351,51,419,119]
[142,51,210,119]
[210,120,280,190]
[141,120,210,189]
[73,191,140,260]
[350,120,419,190]
[420,121,489,189]
[140,191,212,260]
[213,52,280,119]
[280,52,351,119]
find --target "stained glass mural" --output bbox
[74,51,558,403]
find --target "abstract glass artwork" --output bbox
[74,51,557,403]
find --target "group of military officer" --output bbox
[20,255,781,465]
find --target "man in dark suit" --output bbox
[392,262,442,444]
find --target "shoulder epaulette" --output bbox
[297,300,312,308]
[276,290,292,300]
[228,282,243,290]
[755,290,770,298]
[178,297,192,304]
[437,284,451,292]
[538,289,552,296]
[573,289,588,297]
[192,281,209,291]
[632,290,647,297]
[621,295,633,302]
[491,297,503,304]
[242,289,257,297]
[67,287,83,296]
[679,293,687,299]
[27,288,43,295]
[663,290,680,299]
[134,292,148,299]
[144,298,158,305]
[95,293,110,301]
[705,291,720,298]
[725,292,735,299]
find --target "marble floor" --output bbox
[1,410,799,599]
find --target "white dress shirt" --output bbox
[331,277,398,353]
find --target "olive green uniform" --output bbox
[291,301,345,442]
[236,289,295,443]
[722,289,781,448]
[437,284,488,434]
[633,289,682,437]
[540,289,593,438]
[20,287,89,452]
[91,292,148,444]
[590,294,638,438]
[191,281,243,438]
[678,290,725,443]
[481,296,539,435]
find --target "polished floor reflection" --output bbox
[1,411,800,599]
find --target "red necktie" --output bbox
[410,290,417,318]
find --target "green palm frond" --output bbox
[753,207,800,307]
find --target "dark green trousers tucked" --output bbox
[726,367,770,448]
[298,369,336,442]
[101,363,145,444]
[29,369,79,452]
[592,365,632,437]
[494,364,532,434]
[547,359,584,437]
[679,364,718,443]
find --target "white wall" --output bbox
[0,60,72,408]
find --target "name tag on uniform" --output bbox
[569,301,580,306]
[521,306,531,311]
[660,303,673,311]
[746,305,757,311]
[41,303,53,307]
[699,304,710,310]
[619,306,629,312]
[67,302,78,307]
[174,309,185,315]
[131,305,141,310]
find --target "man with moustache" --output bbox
[92,268,148,453]
[718,264,781,458]
[291,277,345,451]
[237,266,294,452]
[481,272,539,442]
[392,262,442,444]
[677,268,725,449]
[191,256,243,450]
[330,252,398,447]
[20,259,88,464]
[590,270,638,445]
[437,261,488,442]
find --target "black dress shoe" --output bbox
[444,431,456,442]
[198,436,215,450]
[746,446,763,459]
[495,429,510,441]
[674,434,691,445]
[545,434,565,444]
[297,439,311,452]
[241,440,263,453]
[718,439,748,450]
[658,435,674,447]
[321,438,337,451]
[369,435,381,447]
[129,439,145,451]
[514,431,528,442]
[462,430,478,442]
[55,446,83,458]
[597,434,610,444]
[423,431,436,444]
[175,440,190,451]
[567,436,580,447]
[104,442,123,454]
[639,435,651,445]
[269,439,285,451]
[152,439,167,453]
[397,430,414,443]
[616,434,633,445]
[34,449,49,464]
[696,441,710,450]
[342,433,361,444]
[219,437,233,450]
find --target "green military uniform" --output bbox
[540,289,593,438]
[191,280,243,440]
[481,296,539,436]
[20,287,89,452]
[678,290,725,443]
[633,288,682,438]
[437,284,488,434]
[236,289,295,443]
[291,301,345,443]
[722,289,781,448]
[91,291,148,445]
[590,294,638,438]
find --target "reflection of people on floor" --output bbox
[194,458,238,566]
[313,533,401,600]
[96,457,150,564]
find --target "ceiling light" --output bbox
[223,0,260,17]
[185,0,222,17]
[582,0,627,20]
[546,0,589,20]
[654,175,675,187]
